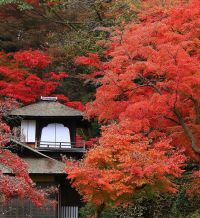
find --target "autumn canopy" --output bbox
[67,0,200,209]
[0,0,199,215]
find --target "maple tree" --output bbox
[67,0,200,216]
[0,49,85,108]
[0,50,68,104]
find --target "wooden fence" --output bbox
[61,206,79,218]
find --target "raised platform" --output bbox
[37,146,86,153]
[37,140,86,153]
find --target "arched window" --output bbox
[40,123,71,148]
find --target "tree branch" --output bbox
[138,74,162,95]
[163,116,179,125]
[173,107,200,154]
[29,9,78,30]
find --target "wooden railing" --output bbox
[37,140,85,150]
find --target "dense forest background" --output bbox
[0,0,200,217]
[0,0,133,104]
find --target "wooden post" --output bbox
[83,141,85,150]
[35,138,37,148]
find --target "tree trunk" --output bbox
[95,203,105,218]
[173,107,200,154]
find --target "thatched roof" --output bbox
[10,101,83,117]
[24,157,65,174]
[0,157,65,174]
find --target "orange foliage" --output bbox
[67,125,185,206]
[76,0,200,160]
[67,0,200,208]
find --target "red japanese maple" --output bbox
[67,0,200,212]
[0,50,85,110]
[0,50,69,104]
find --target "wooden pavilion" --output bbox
[0,97,88,218]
